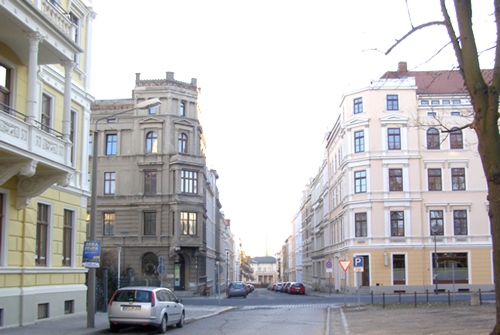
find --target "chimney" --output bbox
[191,78,197,86]
[166,72,174,81]
[398,62,408,75]
[135,73,141,84]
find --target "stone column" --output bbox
[25,32,44,125]
[84,11,97,91]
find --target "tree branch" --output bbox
[385,21,446,55]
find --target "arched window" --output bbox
[146,131,157,153]
[427,128,440,150]
[141,252,158,278]
[450,127,463,149]
[178,133,187,153]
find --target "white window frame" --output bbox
[0,189,10,267]
[36,200,54,267]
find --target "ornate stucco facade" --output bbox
[0,0,95,327]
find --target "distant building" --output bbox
[249,256,277,284]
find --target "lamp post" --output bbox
[87,98,161,328]
[225,248,229,289]
[431,224,440,295]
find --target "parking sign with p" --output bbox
[353,256,364,272]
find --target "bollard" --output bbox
[383,292,385,309]
[426,289,429,303]
[371,291,374,304]
[471,292,479,306]
[448,290,450,306]
[414,291,417,308]
[479,289,482,305]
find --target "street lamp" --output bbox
[225,248,229,289]
[431,224,440,295]
[87,98,161,328]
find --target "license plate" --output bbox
[122,306,141,311]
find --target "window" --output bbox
[36,203,49,266]
[354,130,364,153]
[442,100,450,104]
[0,194,3,263]
[178,133,187,153]
[107,119,115,123]
[103,213,114,236]
[451,111,461,116]
[104,172,115,195]
[41,94,52,133]
[181,212,197,235]
[450,128,463,149]
[434,253,468,284]
[355,213,367,237]
[391,211,404,236]
[69,12,80,44]
[428,169,442,191]
[149,106,157,115]
[181,170,198,194]
[354,170,366,193]
[180,102,185,116]
[427,112,436,117]
[144,171,157,194]
[70,111,76,164]
[431,100,440,105]
[427,128,440,149]
[453,100,461,104]
[387,128,401,150]
[63,210,73,266]
[389,168,403,191]
[88,133,92,156]
[354,98,363,114]
[106,134,117,155]
[420,100,429,105]
[429,210,444,235]
[146,131,158,153]
[0,64,11,107]
[387,95,399,110]
[144,212,156,235]
[454,210,467,235]
[452,168,466,190]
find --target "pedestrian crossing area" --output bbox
[241,304,341,310]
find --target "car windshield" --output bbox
[113,290,152,302]
[292,283,303,287]
[231,283,244,288]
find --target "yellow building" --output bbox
[0,0,95,327]
[321,62,493,294]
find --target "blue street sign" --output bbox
[158,256,164,265]
[353,256,363,268]
[158,265,166,274]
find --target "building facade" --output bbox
[322,62,493,294]
[0,0,95,327]
[90,72,208,294]
[249,256,276,285]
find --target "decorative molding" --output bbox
[16,171,71,209]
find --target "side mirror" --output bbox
[176,298,183,303]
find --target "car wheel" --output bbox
[176,311,185,328]
[110,323,120,333]
[158,314,168,334]
[244,294,247,298]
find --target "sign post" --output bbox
[338,260,352,306]
[326,261,333,295]
[158,256,165,287]
[353,257,364,309]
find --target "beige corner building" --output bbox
[90,72,209,294]
[0,0,95,327]
[321,62,493,294]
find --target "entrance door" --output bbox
[393,254,406,285]
[174,254,185,291]
[362,256,370,286]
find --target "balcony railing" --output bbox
[0,102,63,138]
[35,0,76,39]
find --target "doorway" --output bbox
[174,254,185,291]
[362,256,370,286]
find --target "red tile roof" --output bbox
[380,62,493,95]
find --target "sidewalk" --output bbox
[0,305,236,335]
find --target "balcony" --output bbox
[0,104,73,209]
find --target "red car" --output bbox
[289,282,305,295]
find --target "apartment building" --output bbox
[249,256,276,284]
[0,0,95,327]
[90,72,208,294]
[322,62,493,294]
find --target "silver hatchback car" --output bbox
[108,286,185,333]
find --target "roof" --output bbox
[250,257,276,264]
[380,62,493,95]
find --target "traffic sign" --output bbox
[326,261,332,269]
[158,265,166,274]
[338,260,352,272]
[353,257,364,272]
[158,256,164,264]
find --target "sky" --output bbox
[89,0,496,257]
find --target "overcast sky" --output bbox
[90,0,496,257]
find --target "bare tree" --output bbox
[386,1,500,333]
[239,250,255,281]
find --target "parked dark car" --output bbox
[248,284,255,292]
[108,286,184,333]
[275,283,283,292]
[227,282,248,298]
[267,283,274,290]
[283,282,292,293]
[289,282,305,295]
